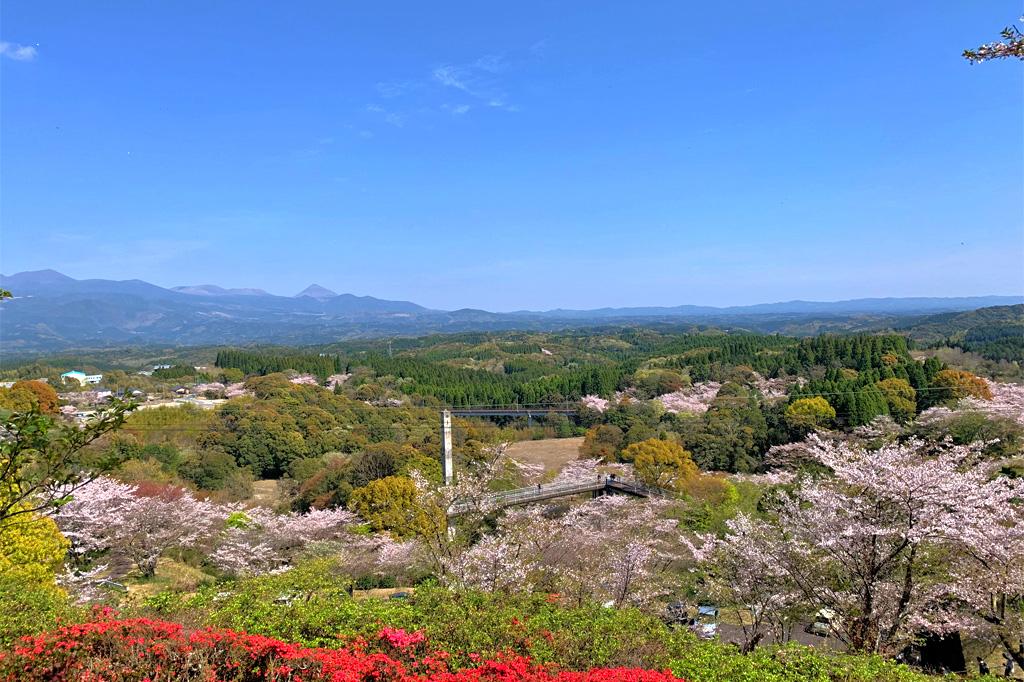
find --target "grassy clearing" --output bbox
[506,437,584,475]
[250,479,281,508]
[126,557,216,599]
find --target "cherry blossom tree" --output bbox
[193,382,226,397]
[657,382,721,414]
[401,443,512,577]
[210,506,364,577]
[52,477,227,577]
[326,373,352,389]
[442,533,535,593]
[445,495,680,608]
[223,382,251,398]
[553,458,603,483]
[961,381,1024,427]
[684,513,803,652]
[57,563,110,604]
[580,395,610,413]
[750,373,789,402]
[687,434,1024,661]
[554,457,635,484]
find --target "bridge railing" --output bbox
[448,480,604,515]
[447,477,673,515]
[606,478,674,498]
[447,405,579,417]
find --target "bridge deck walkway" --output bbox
[448,476,671,516]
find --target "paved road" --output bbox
[716,623,847,651]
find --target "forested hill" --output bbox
[895,304,1023,367]
[214,331,919,409]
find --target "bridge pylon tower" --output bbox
[441,409,453,485]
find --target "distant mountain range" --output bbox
[1,269,1021,352]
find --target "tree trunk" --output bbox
[741,631,764,654]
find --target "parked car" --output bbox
[691,605,720,639]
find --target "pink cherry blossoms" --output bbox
[224,382,251,398]
[963,380,1024,426]
[750,372,790,401]
[326,373,352,389]
[916,379,1024,428]
[579,395,610,413]
[210,506,364,577]
[52,477,226,577]
[51,476,377,587]
[657,382,721,414]
[686,433,1024,660]
[193,382,226,396]
[443,495,679,607]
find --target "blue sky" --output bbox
[1,1,1022,310]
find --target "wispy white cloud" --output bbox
[473,54,507,73]
[364,47,539,129]
[0,41,38,61]
[432,64,470,91]
[431,56,514,110]
[366,104,405,127]
[442,103,471,115]
[375,80,418,98]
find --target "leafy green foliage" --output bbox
[784,397,836,431]
[0,400,134,525]
[625,439,698,490]
[901,304,1024,363]
[348,476,435,537]
[152,364,204,380]
[135,569,965,680]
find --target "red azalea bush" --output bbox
[0,615,686,682]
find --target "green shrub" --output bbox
[0,572,81,646]
[134,562,968,680]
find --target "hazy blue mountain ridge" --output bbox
[1,270,1021,352]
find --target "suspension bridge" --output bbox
[440,406,672,515]
[447,475,671,516]
[440,405,579,484]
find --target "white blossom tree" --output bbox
[684,513,804,652]
[657,382,722,414]
[52,477,227,577]
[442,494,680,608]
[210,506,364,577]
[687,434,1024,661]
